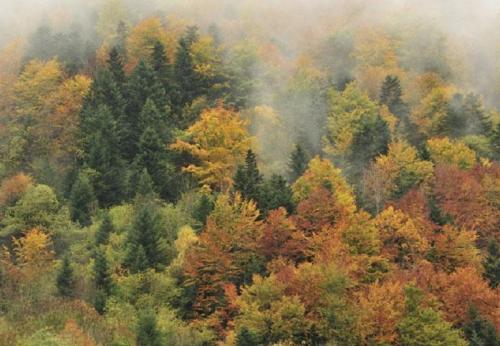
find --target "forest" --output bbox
[0,0,499,345]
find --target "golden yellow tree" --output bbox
[171,105,252,191]
[426,137,477,169]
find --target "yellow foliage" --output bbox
[292,156,356,215]
[126,17,168,70]
[14,59,63,118]
[171,105,252,191]
[374,207,429,266]
[12,228,54,269]
[411,86,454,137]
[426,137,477,169]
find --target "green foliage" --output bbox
[95,211,113,246]
[93,248,113,295]
[69,172,96,227]
[463,305,500,346]
[56,256,75,298]
[484,239,500,288]
[258,174,294,215]
[398,286,468,346]
[136,309,164,346]
[289,144,309,182]
[124,201,167,272]
[3,184,66,236]
[233,149,262,202]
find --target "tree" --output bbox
[124,61,167,159]
[3,184,64,237]
[107,46,126,90]
[324,82,390,181]
[174,26,201,108]
[84,105,126,207]
[93,248,112,314]
[397,286,468,346]
[136,310,163,346]
[484,239,500,288]
[56,256,75,298]
[233,149,262,202]
[151,40,173,93]
[124,201,166,272]
[236,327,261,346]
[171,105,252,191]
[93,249,113,295]
[193,193,214,228]
[463,305,500,346]
[134,126,170,196]
[289,144,309,182]
[69,172,96,227]
[427,137,477,169]
[258,174,295,215]
[95,211,113,246]
[380,75,413,138]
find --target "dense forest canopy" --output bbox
[0,0,499,345]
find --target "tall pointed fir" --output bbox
[234,149,262,202]
[174,26,201,108]
[85,105,126,207]
[124,60,168,159]
[379,75,412,139]
[484,239,500,288]
[95,211,113,246]
[93,248,113,314]
[136,310,163,346]
[69,172,96,227]
[124,201,166,273]
[56,256,75,298]
[107,46,126,91]
[152,40,173,93]
[289,144,308,182]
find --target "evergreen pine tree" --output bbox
[124,60,168,159]
[463,305,500,346]
[136,310,163,346]
[289,144,308,181]
[93,249,113,295]
[135,168,156,199]
[107,46,126,90]
[380,75,413,139]
[236,327,260,346]
[233,149,262,202]
[152,40,173,94]
[56,256,75,298]
[484,239,500,288]
[85,105,126,207]
[138,99,171,143]
[193,193,214,228]
[95,211,113,246]
[174,26,201,108]
[258,174,295,215]
[69,172,96,227]
[125,202,165,272]
[135,127,170,197]
[491,122,500,161]
[463,93,492,136]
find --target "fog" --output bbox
[2,0,500,173]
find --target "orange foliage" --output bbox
[0,173,33,207]
[356,280,405,344]
[434,164,499,242]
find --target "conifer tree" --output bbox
[236,327,260,346]
[95,211,113,246]
[233,149,262,202]
[85,105,126,206]
[125,201,165,273]
[152,40,173,93]
[289,144,308,181]
[484,239,500,288]
[69,172,95,227]
[491,122,500,161]
[380,75,412,138]
[463,305,500,346]
[93,248,113,295]
[463,93,491,136]
[136,310,163,346]
[193,193,214,228]
[135,127,169,196]
[134,168,156,199]
[258,174,295,215]
[174,26,201,108]
[56,256,75,298]
[124,61,168,159]
[107,46,126,90]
